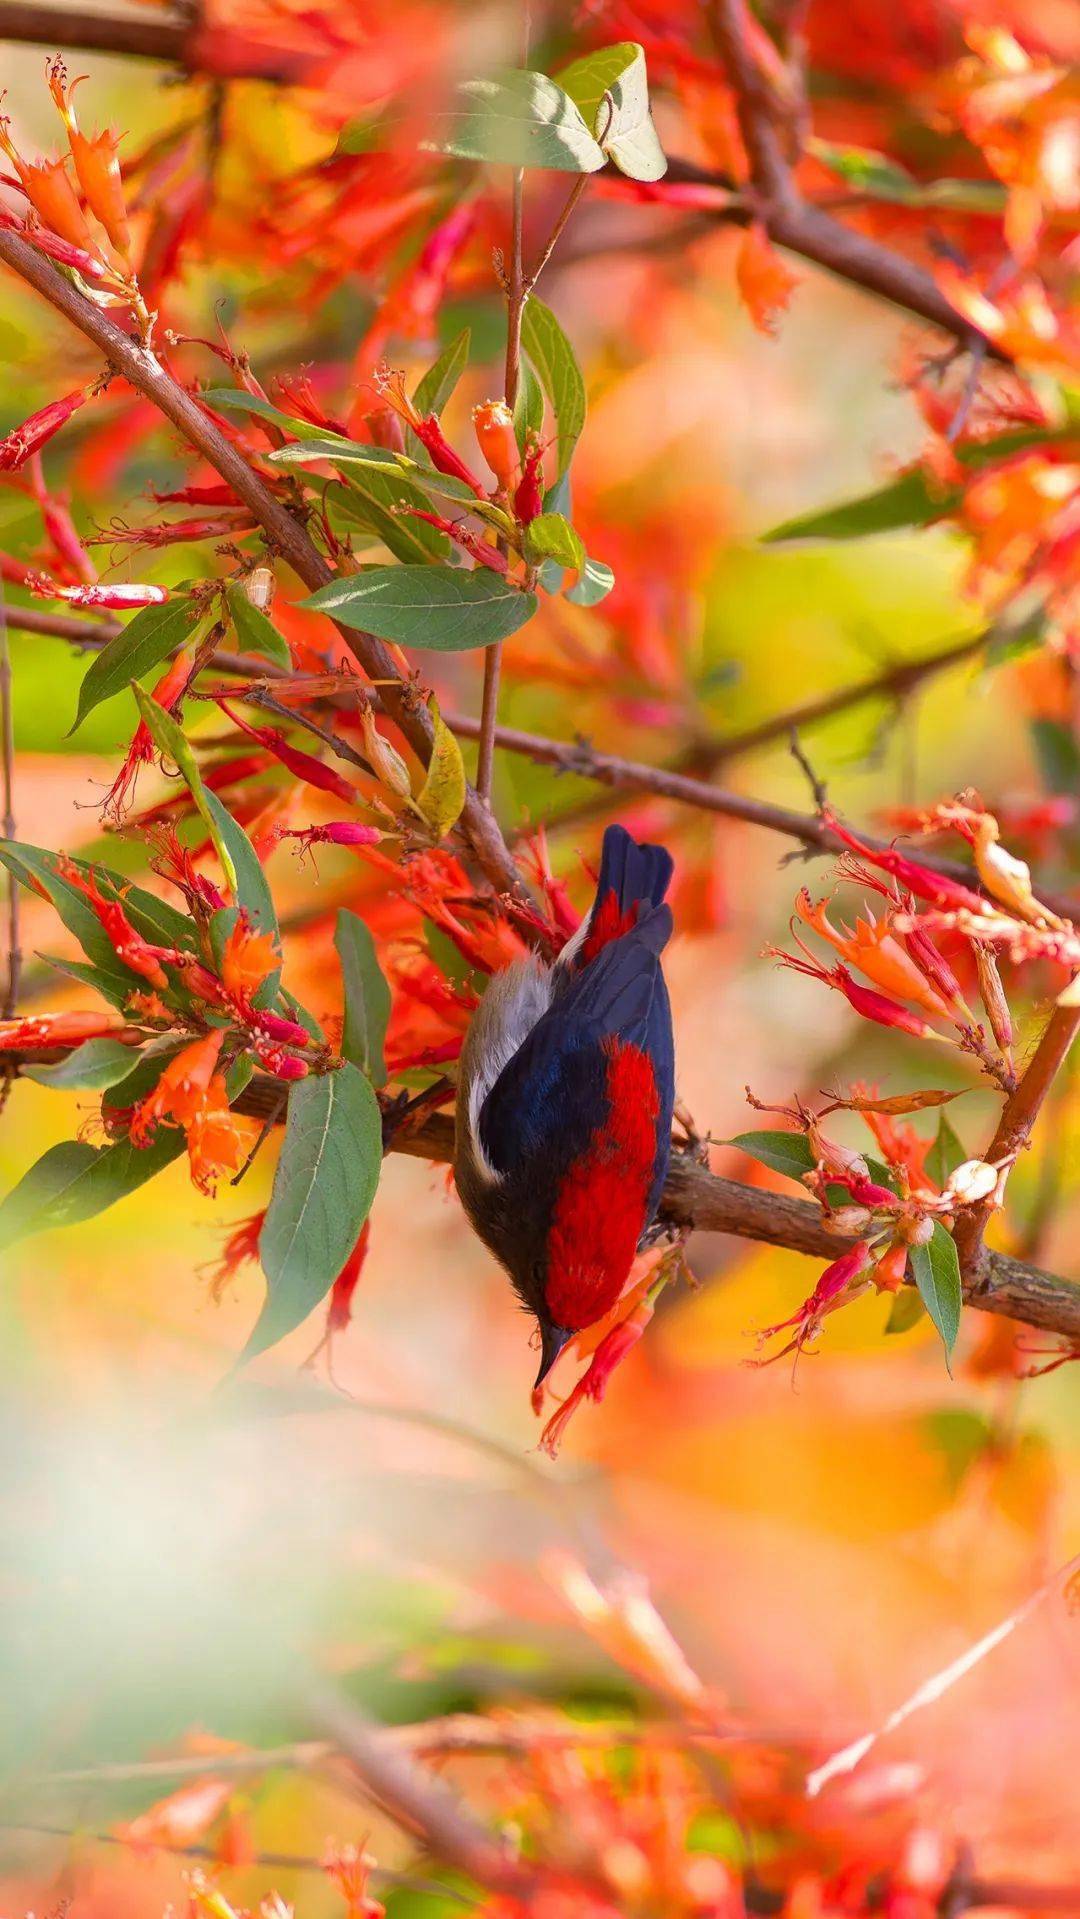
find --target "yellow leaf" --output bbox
[415,696,466,841]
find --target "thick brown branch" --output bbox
[704,0,1002,356]
[0,230,528,908]
[0,3,308,82]
[953,1002,1080,1286]
[237,1088,1080,1341]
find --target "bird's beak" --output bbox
[534,1319,572,1389]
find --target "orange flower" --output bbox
[48,59,131,262]
[0,119,93,253]
[793,890,952,1019]
[185,1074,259,1195]
[130,1030,225,1144]
[220,913,280,999]
[472,398,518,488]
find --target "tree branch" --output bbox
[304,1675,537,1898]
[953,1002,1080,1288]
[704,0,1002,356]
[0,230,530,910]
[0,3,309,83]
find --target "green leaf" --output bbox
[422,70,606,173]
[336,468,451,565]
[565,554,615,605]
[22,1036,143,1091]
[334,909,391,1086]
[0,1129,185,1252]
[302,565,537,651]
[408,328,472,459]
[926,1112,967,1189]
[556,41,666,182]
[0,843,143,1004]
[201,789,278,943]
[525,511,585,574]
[1030,718,1080,796]
[763,428,1077,544]
[727,1129,814,1184]
[224,583,293,669]
[520,297,586,476]
[71,596,200,734]
[414,697,466,841]
[200,388,339,439]
[884,1288,927,1335]
[132,683,237,893]
[513,359,544,456]
[910,1221,963,1364]
[249,1064,382,1359]
[809,141,1006,213]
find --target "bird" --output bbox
[454,824,676,1387]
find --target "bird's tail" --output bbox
[559,824,674,968]
[594,822,673,916]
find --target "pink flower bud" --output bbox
[0,389,86,470]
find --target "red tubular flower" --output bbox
[215,700,360,805]
[250,1009,310,1047]
[251,1038,309,1079]
[472,399,518,488]
[397,506,508,572]
[327,1221,372,1335]
[0,390,86,472]
[55,856,182,987]
[0,1010,127,1050]
[277,822,382,855]
[755,1239,872,1361]
[902,924,973,1020]
[206,1208,265,1301]
[769,943,946,1041]
[839,970,948,1041]
[375,367,487,498]
[514,434,545,524]
[539,1294,655,1458]
[0,205,110,279]
[103,650,193,822]
[825,812,991,916]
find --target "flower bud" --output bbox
[243,565,275,613]
[870,1240,909,1292]
[358,705,413,801]
[943,1158,999,1206]
[472,399,518,488]
[823,1205,873,1235]
[807,1121,869,1182]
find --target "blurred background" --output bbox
[0,3,1078,1914]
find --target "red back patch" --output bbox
[545,1039,660,1330]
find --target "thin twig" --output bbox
[304,1675,536,1897]
[0,579,18,1019]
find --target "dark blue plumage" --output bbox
[454,825,677,1384]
